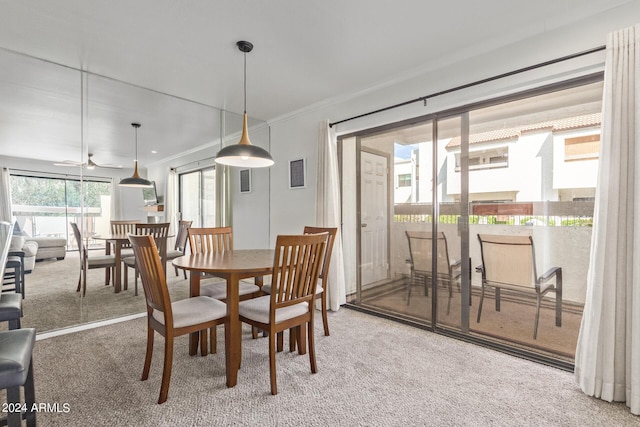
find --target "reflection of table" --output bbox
[93,234,130,293]
[172,249,274,388]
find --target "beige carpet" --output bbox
[26,308,637,426]
[17,251,189,333]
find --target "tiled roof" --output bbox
[446,112,601,148]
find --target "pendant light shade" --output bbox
[119,123,153,187]
[215,41,274,168]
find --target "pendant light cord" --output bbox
[243,49,247,114]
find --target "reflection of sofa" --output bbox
[9,236,38,273]
[26,237,67,261]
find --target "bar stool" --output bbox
[3,251,25,299]
[0,328,36,427]
[0,293,22,330]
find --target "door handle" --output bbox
[361,223,367,228]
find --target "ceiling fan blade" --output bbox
[53,160,84,167]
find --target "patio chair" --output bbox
[476,234,562,339]
[405,231,461,313]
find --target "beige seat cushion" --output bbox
[87,255,115,268]
[238,295,308,324]
[152,296,227,328]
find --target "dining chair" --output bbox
[165,220,192,279]
[110,220,140,257]
[129,234,227,404]
[262,226,337,350]
[0,328,37,427]
[122,223,170,296]
[187,226,262,353]
[70,222,116,296]
[476,233,562,339]
[238,233,326,395]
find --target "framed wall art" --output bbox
[240,169,251,193]
[289,158,306,189]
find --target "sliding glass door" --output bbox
[344,75,602,366]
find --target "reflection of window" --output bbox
[455,146,509,171]
[564,134,600,161]
[397,173,411,187]
[179,167,216,227]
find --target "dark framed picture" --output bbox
[289,158,306,189]
[240,169,251,193]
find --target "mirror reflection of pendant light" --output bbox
[215,41,274,168]
[119,123,153,187]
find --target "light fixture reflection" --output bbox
[119,123,153,187]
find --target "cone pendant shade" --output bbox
[215,40,274,168]
[120,123,153,187]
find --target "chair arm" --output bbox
[539,267,561,282]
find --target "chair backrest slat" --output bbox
[478,234,536,287]
[271,234,327,312]
[175,220,193,253]
[188,227,233,254]
[111,220,141,249]
[134,223,170,265]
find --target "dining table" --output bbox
[172,249,274,388]
[92,233,131,293]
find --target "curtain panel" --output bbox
[0,167,12,223]
[316,120,346,311]
[574,23,640,415]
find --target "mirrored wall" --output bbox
[0,48,270,334]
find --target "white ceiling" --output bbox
[0,0,631,168]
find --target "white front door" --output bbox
[360,151,389,285]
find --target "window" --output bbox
[564,134,600,161]
[179,167,216,227]
[397,173,411,187]
[10,174,111,250]
[455,146,509,171]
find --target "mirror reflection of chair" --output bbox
[0,222,23,331]
[110,220,141,257]
[405,231,461,314]
[166,220,192,279]
[122,223,170,296]
[187,227,262,353]
[129,234,227,404]
[3,250,25,299]
[238,233,327,395]
[476,234,562,339]
[70,222,116,296]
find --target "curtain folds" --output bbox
[0,167,13,223]
[574,23,640,415]
[316,120,346,311]
[165,169,178,238]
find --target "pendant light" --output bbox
[119,123,153,187]
[215,41,274,168]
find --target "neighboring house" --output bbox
[394,113,601,204]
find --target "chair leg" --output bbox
[200,330,208,356]
[308,317,317,374]
[289,328,297,352]
[297,325,307,355]
[321,291,330,336]
[77,272,82,293]
[277,332,283,352]
[158,334,174,404]
[534,295,541,340]
[142,325,154,381]
[210,326,217,354]
[24,360,36,427]
[269,331,278,395]
[476,284,485,323]
[8,318,20,330]
[6,385,21,426]
[123,264,128,291]
[135,268,139,296]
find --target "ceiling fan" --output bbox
[54,153,122,170]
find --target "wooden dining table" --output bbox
[172,249,274,388]
[92,233,131,293]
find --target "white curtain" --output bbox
[110,179,121,220]
[0,167,13,223]
[165,169,178,239]
[575,24,640,415]
[316,120,346,310]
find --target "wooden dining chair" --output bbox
[238,233,326,395]
[122,223,170,296]
[166,220,192,279]
[187,227,262,353]
[70,222,116,296]
[110,220,140,256]
[129,234,227,404]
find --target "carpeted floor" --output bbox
[17,251,189,333]
[26,308,637,426]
